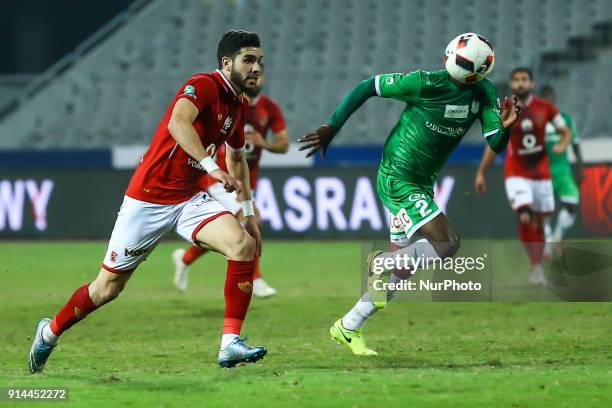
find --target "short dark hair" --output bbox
[510,67,533,80]
[540,84,555,98]
[217,30,261,68]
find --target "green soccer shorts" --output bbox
[377,174,442,244]
[551,167,580,205]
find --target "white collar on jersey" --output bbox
[215,69,237,96]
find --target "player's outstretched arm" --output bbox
[299,77,377,158]
[168,98,241,192]
[474,146,497,194]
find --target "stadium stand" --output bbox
[0,0,611,149]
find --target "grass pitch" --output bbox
[0,241,610,407]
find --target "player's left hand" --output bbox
[501,95,521,129]
[552,143,567,154]
[474,171,487,194]
[244,216,262,256]
[245,130,266,148]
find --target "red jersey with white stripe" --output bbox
[504,95,561,180]
[127,70,247,204]
[206,93,286,190]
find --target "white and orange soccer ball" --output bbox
[444,33,495,84]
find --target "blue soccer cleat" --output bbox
[217,337,267,368]
[29,318,56,374]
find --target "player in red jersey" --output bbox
[172,67,289,298]
[29,31,269,371]
[475,67,571,285]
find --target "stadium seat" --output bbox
[0,0,610,148]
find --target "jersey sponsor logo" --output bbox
[444,104,469,119]
[110,251,118,263]
[124,247,149,257]
[182,85,197,99]
[244,143,256,155]
[518,133,543,155]
[393,208,413,232]
[425,121,465,137]
[188,157,204,170]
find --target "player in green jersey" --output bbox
[540,85,583,244]
[299,34,520,356]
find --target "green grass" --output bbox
[0,241,610,407]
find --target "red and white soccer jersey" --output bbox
[126,70,247,204]
[103,70,246,273]
[504,95,565,213]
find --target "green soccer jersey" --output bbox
[545,111,579,172]
[375,70,504,187]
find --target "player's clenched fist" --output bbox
[209,169,242,194]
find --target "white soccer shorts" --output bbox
[504,176,555,214]
[207,182,256,215]
[101,192,231,273]
[207,182,241,215]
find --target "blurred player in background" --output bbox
[475,68,571,285]
[300,33,520,356]
[172,66,289,298]
[29,30,268,371]
[540,85,583,245]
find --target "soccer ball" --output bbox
[444,33,495,84]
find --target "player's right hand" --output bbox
[298,124,338,159]
[474,172,487,194]
[209,169,242,194]
[244,216,262,256]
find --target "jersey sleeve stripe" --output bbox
[483,128,500,138]
[374,74,382,96]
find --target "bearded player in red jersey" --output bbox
[475,67,571,285]
[171,68,289,298]
[29,30,269,371]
